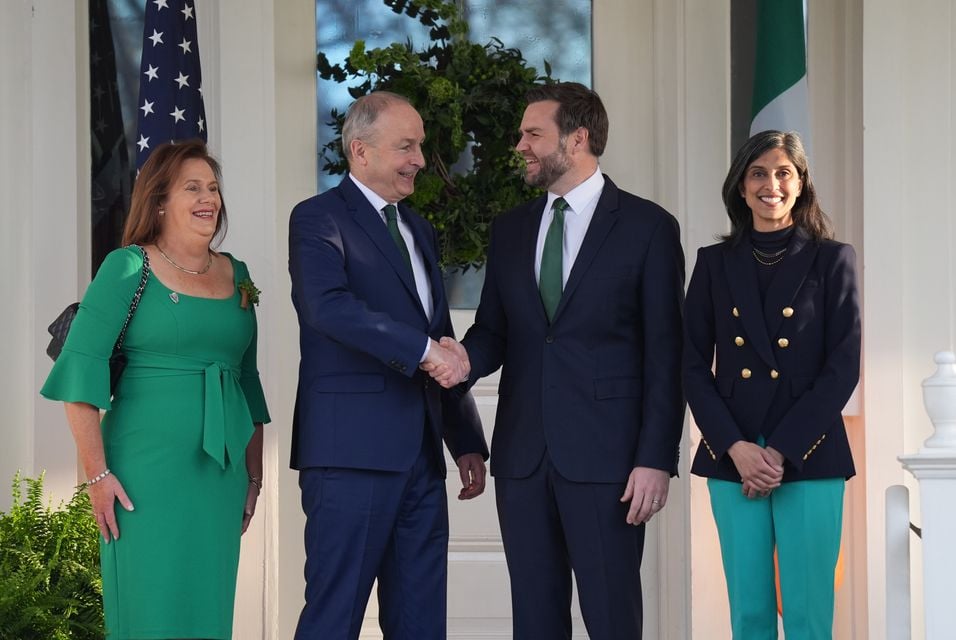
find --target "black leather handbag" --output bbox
[46,246,151,395]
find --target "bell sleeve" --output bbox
[40,247,145,411]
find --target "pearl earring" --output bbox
[159,209,165,216]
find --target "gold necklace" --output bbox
[157,244,213,275]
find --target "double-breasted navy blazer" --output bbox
[684,227,860,482]
[461,176,685,483]
[288,176,488,473]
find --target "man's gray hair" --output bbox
[342,91,413,162]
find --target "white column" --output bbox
[0,0,39,509]
[899,352,956,640]
[270,0,319,631]
[594,1,732,637]
[864,2,956,639]
[202,0,318,636]
[0,0,89,508]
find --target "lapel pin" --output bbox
[169,292,180,304]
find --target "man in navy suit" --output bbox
[289,91,488,640]
[430,82,685,639]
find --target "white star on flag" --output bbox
[136,0,208,168]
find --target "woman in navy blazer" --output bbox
[684,130,860,639]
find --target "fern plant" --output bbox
[0,472,104,639]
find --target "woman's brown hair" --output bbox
[122,139,228,246]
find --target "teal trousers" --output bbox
[708,478,845,640]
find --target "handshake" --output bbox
[421,337,470,389]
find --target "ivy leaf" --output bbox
[317,52,347,82]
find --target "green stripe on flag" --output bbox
[751,0,807,121]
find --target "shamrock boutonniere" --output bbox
[238,278,261,309]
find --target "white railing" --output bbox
[884,484,912,639]
[895,351,956,639]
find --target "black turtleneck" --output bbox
[750,225,796,299]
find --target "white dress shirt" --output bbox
[534,168,606,286]
[349,174,434,361]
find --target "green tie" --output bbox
[539,197,568,322]
[383,204,413,273]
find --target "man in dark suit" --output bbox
[429,82,685,639]
[288,91,488,640]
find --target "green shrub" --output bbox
[0,472,104,639]
[318,0,552,271]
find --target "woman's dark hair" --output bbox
[122,139,228,247]
[720,130,832,243]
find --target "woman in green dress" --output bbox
[42,140,270,639]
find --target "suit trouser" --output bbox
[496,452,645,640]
[295,440,448,640]
[708,478,845,640]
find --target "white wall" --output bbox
[0,0,90,508]
[264,1,318,637]
[595,1,731,638]
[864,2,956,639]
[0,0,37,510]
[808,1,868,637]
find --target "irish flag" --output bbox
[750,0,810,153]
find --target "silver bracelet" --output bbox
[248,475,262,491]
[86,468,112,486]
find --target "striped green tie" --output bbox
[383,204,413,273]
[539,197,568,323]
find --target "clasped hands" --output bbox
[420,336,470,388]
[727,441,785,499]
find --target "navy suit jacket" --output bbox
[461,176,685,483]
[684,228,860,482]
[288,176,488,473]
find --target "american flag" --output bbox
[90,0,130,271]
[135,0,207,169]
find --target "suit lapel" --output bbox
[763,227,817,339]
[405,206,446,331]
[339,178,425,318]
[520,196,551,325]
[723,238,777,369]
[551,178,620,323]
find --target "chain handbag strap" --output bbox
[113,245,151,352]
